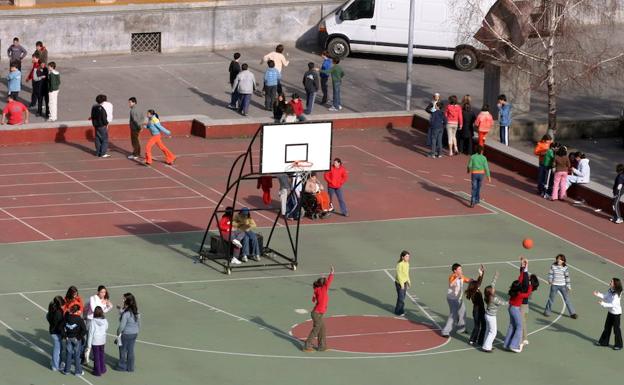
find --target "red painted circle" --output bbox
[290,315,448,353]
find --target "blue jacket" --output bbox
[146,117,172,136]
[7,70,21,92]
[320,58,332,79]
[429,109,447,131]
[264,68,281,87]
[499,103,512,126]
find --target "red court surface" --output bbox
[0,126,621,268]
[290,315,447,353]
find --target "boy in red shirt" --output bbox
[289,93,306,122]
[324,157,349,216]
[217,207,245,265]
[304,266,334,352]
[1,94,29,125]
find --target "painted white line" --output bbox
[45,163,170,233]
[505,188,624,247]
[141,165,218,205]
[0,318,96,385]
[0,195,203,209]
[19,293,47,312]
[567,263,609,285]
[0,208,53,240]
[383,269,442,329]
[0,176,165,188]
[416,170,431,174]
[5,206,215,221]
[316,328,443,339]
[441,174,454,178]
[0,186,183,198]
[0,258,552,297]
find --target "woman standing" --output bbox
[594,278,622,350]
[544,254,577,319]
[394,251,411,316]
[86,285,114,326]
[144,110,176,166]
[116,293,141,372]
[85,307,109,376]
[46,295,65,371]
[503,260,538,353]
[62,286,84,315]
[459,100,476,155]
[444,95,463,156]
[303,266,334,352]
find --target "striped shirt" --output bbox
[548,264,571,289]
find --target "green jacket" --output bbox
[543,148,555,167]
[48,71,61,92]
[321,65,344,83]
[467,153,490,177]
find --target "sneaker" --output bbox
[227,104,236,109]
[614,346,622,351]
[302,347,315,352]
[318,346,330,352]
[230,257,242,265]
[571,314,578,319]
[328,106,338,111]
[241,255,248,263]
[612,218,624,224]
[510,347,522,353]
[75,371,84,376]
[338,106,343,110]
[481,348,493,353]
[231,239,243,248]
[522,340,529,346]
[253,255,261,261]
[127,155,138,160]
[100,154,111,158]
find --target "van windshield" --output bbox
[342,0,375,20]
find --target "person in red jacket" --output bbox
[289,93,306,122]
[323,158,349,217]
[444,95,463,156]
[217,207,245,265]
[257,176,273,205]
[303,266,334,352]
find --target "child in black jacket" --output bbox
[611,164,624,224]
[62,304,87,376]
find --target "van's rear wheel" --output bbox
[454,48,478,71]
[328,37,350,58]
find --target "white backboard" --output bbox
[260,122,332,174]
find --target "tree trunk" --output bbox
[546,0,557,136]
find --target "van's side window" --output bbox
[342,0,375,20]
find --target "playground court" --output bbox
[0,126,622,385]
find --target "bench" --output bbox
[209,232,264,257]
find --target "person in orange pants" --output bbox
[257,176,273,205]
[475,104,494,148]
[145,109,176,166]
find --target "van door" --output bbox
[374,0,410,54]
[339,0,377,54]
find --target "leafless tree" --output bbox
[466,0,624,134]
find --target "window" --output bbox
[342,0,375,20]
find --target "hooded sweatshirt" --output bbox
[62,313,87,339]
[87,318,109,347]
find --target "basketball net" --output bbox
[286,160,314,180]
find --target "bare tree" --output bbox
[467,0,624,135]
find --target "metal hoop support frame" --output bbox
[197,130,310,275]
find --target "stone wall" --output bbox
[0,0,342,59]
[510,117,622,142]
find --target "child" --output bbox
[289,93,306,121]
[394,251,411,316]
[465,265,486,345]
[503,259,539,353]
[233,207,261,262]
[594,278,622,350]
[467,145,491,208]
[428,102,447,158]
[544,254,577,318]
[62,286,84,315]
[551,145,570,201]
[304,266,334,352]
[85,306,108,376]
[497,94,512,146]
[444,95,463,156]
[6,64,21,100]
[144,110,176,166]
[218,206,245,265]
[62,304,87,376]
[611,164,624,224]
[475,104,493,147]
[47,296,65,371]
[302,62,320,115]
[257,176,273,205]
[228,52,241,109]
[263,60,280,111]
[482,272,506,352]
[441,263,483,337]
[280,104,297,123]
[542,141,559,199]
[534,134,553,195]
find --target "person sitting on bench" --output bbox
[218,206,245,265]
[567,152,590,189]
[233,207,262,262]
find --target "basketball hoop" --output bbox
[287,160,313,177]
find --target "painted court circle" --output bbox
[290,315,448,353]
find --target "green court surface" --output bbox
[0,200,622,385]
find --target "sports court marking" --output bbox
[505,188,624,247]
[383,269,441,329]
[0,208,53,240]
[0,206,214,221]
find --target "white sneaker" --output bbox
[522,340,529,346]
[241,255,248,263]
[328,107,338,111]
[510,347,522,353]
[101,154,111,158]
[127,155,138,159]
[253,255,261,261]
[230,257,242,265]
[338,105,343,110]
[232,239,243,248]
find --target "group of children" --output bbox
[227,46,344,117]
[46,285,141,376]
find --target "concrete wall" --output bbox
[0,0,342,59]
[510,118,622,142]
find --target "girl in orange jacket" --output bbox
[475,105,494,147]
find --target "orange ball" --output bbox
[522,238,534,249]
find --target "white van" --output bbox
[318,0,496,71]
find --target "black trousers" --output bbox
[459,134,473,155]
[470,308,486,345]
[599,312,623,348]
